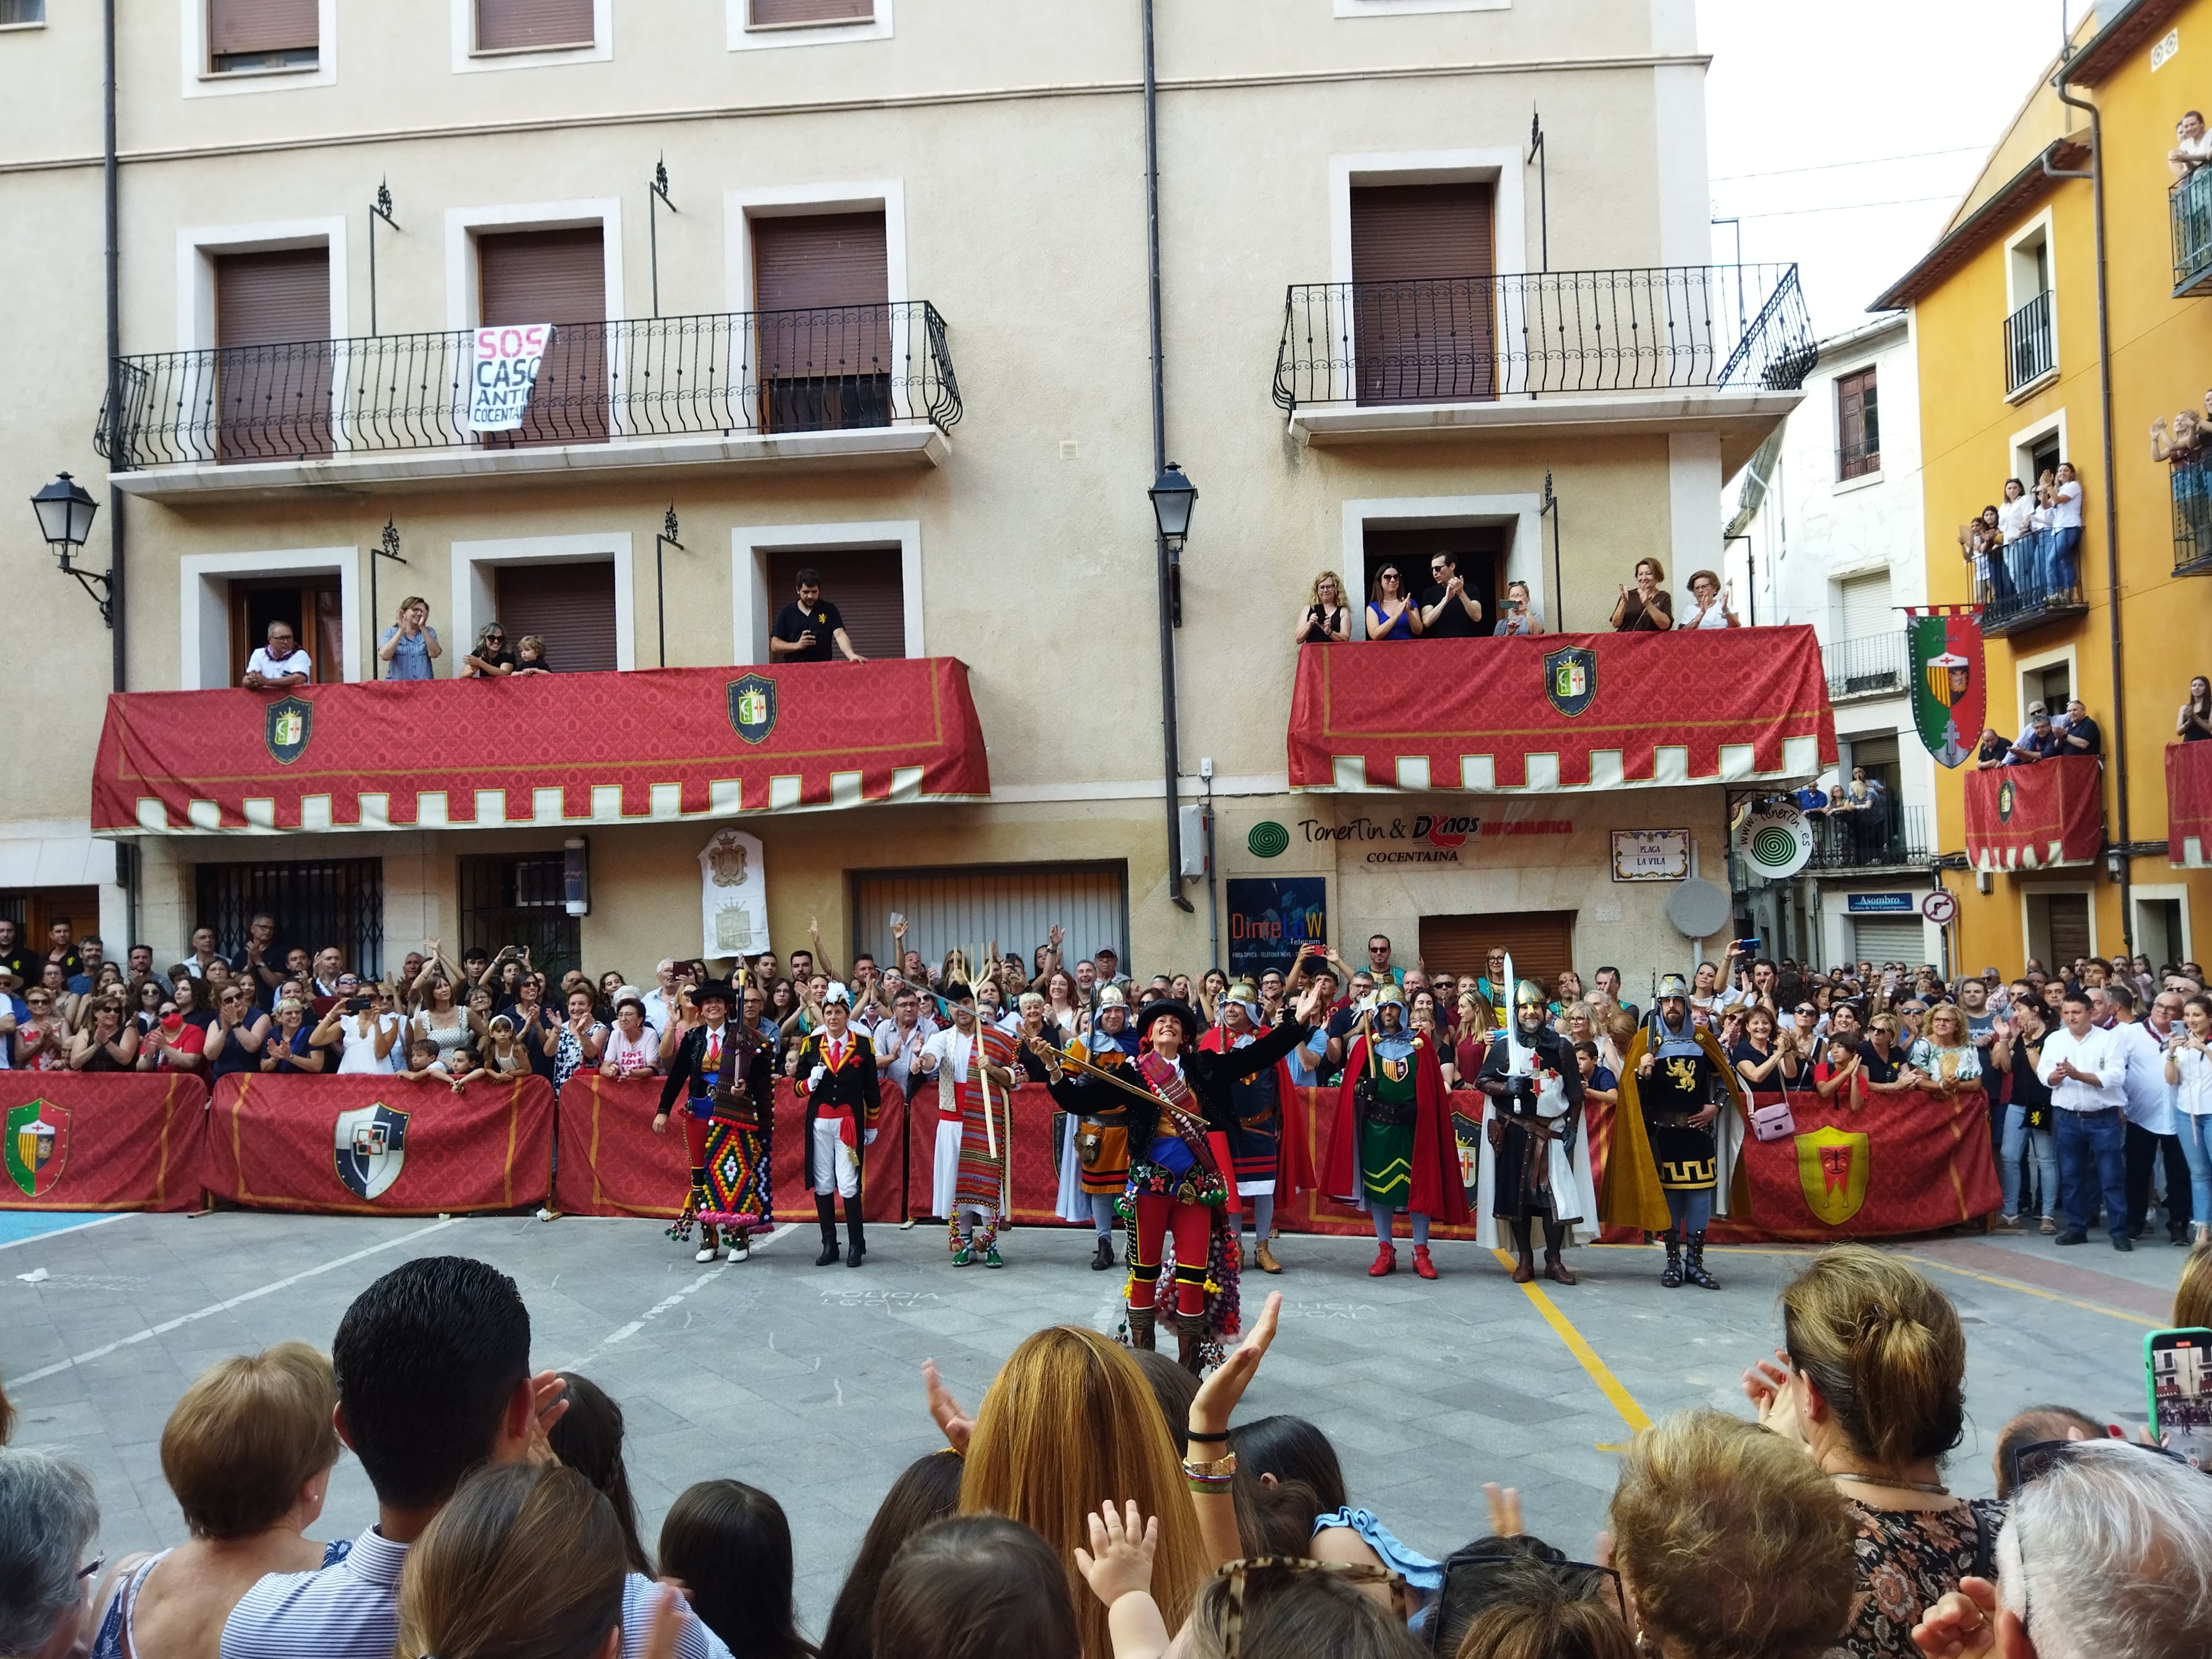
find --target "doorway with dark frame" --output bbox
[1361,525,1507,636]
[228,576,343,687]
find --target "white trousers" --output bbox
[813,1118,860,1199]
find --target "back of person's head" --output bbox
[546,1373,650,1575]
[0,1449,98,1659]
[871,1516,1079,1659]
[1779,1244,1965,1471]
[1992,1404,2106,1500]
[1233,1474,1322,1558]
[657,1481,805,1659]
[1448,1554,1638,1659]
[398,1463,624,1659]
[1127,1347,1199,1455]
[2000,1441,2212,1659]
[332,1255,532,1510]
[1608,1410,1851,1659]
[161,1342,340,1539]
[819,1450,964,1659]
[1180,1562,1425,1659]
[2176,1238,2212,1331]
[1229,1414,1350,1514]
[958,1325,1205,1656]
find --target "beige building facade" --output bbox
[1,0,1812,992]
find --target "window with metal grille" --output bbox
[207,0,318,71]
[1836,367,1879,479]
[848,864,1128,982]
[475,0,594,52]
[750,0,872,24]
[1348,182,1496,406]
[459,855,581,986]
[751,212,891,433]
[195,859,383,980]
[478,226,608,446]
[215,247,334,462]
[766,546,904,661]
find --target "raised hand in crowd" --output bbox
[1075,1500,1168,1659]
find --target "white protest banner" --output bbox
[466,324,550,431]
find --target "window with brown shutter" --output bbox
[749,0,873,25]
[215,247,333,462]
[1836,367,1879,479]
[767,546,904,660]
[1418,910,1577,995]
[494,561,619,674]
[207,0,318,71]
[477,226,608,446]
[1349,182,1496,406]
[475,0,594,52]
[750,212,891,433]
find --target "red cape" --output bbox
[1198,1025,1317,1197]
[1325,1033,1471,1223]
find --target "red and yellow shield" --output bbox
[1795,1124,1869,1226]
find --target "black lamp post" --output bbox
[1147,462,1197,551]
[30,471,110,626]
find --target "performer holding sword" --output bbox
[1474,958,1596,1285]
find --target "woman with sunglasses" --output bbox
[259,999,327,1074]
[461,622,516,678]
[202,986,272,1083]
[312,982,404,1074]
[1365,565,1420,641]
[136,976,212,1075]
[67,996,139,1072]
[16,982,75,1070]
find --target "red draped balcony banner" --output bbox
[1286,629,1837,794]
[0,1072,206,1212]
[91,659,990,837]
[1964,754,2104,871]
[202,1073,554,1214]
[2171,742,2212,868]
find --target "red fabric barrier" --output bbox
[203,1074,553,1215]
[1286,629,1836,792]
[91,659,990,837]
[1964,754,2103,870]
[2169,741,2212,868]
[554,1078,906,1223]
[1708,1089,2002,1242]
[0,1072,207,1212]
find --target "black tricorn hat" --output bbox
[691,979,737,1008]
[1136,998,1200,1046]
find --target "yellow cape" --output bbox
[1598,1022,1753,1230]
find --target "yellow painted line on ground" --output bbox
[1890,1249,2162,1329]
[1489,1248,1651,1433]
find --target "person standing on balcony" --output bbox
[1492,578,1546,636]
[2169,109,2212,178]
[1609,557,1674,631]
[461,623,515,678]
[2009,710,2061,764]
[1684,570,1740,629]
[1961,509,1999,606]
[1294,572,1350,644]
[2048,461,2086,606]
[241,622,311,691]
[376,596,443,680]
[2060,698,2103,758]
[1364,564,1419,640]
[2181,675,2212,741]
[1997,478,2034,603]
[1415,552,1484,638]
[771,568,865,663]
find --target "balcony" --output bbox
[1963,754,2103,871]
[95,302,961,501]
[1805,803,1932,872]
[1981,541,2090,638]
[2172,165,2212,296]
[1270,264,1816,472]
[1821,633,1907,702]
[2173,449,2212,576]
[2003,290,2056,397]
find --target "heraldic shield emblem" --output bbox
[1541,646,1599,719]
[334,1102,410,1202]
[5,1101,69,1198]
[1795,1124,1870,1226]
[725,673,778,746]
[1997,777,2016,823]
[264,695,314,766]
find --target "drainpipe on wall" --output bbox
[104,0,136,945]
[2044,65,2131,954]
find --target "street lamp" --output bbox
[1147,462,1197,551]
[29,471,110,626]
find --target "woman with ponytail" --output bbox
[1738,1246,1998,1658]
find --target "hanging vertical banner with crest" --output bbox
[1906,606,1986,769]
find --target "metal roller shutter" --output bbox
[750,0,873,22]
[1838,572,1894,647]
[766,546,904,662]
[494,561,618,674]
[1850,916,1927,968]
[215,248,333,462]
[2045,894,2092,967]
[475,0,595,50]
[1350,183,1495,405]
[752,213,889,311]
[478,227,608,445]
[216,249,330,348]
[209,0,318,55]
[851,864,1130,983]
[1418,911,1577,991]
[752,213,892,431]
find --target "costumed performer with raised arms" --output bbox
[1474,968,1596,1284]
[654,977,775,1264]
[1046,983,1137,1270]
[1324,982,1471,1278]
[790,981,880,1267]
[916,981,1020,1267]
[1195,975,1318,1274]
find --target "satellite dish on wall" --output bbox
[1666,877,1732,940]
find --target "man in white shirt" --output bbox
[2112,986,2194,1244]
[241,621,313,690]
[2047,462,2086,603]
[640,958,682,1036]
[2037,990,2133,1249]
[871,986,931,1101]
[2170,108,2212,178]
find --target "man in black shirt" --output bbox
[2060,698,2102,757]
[0,918,31,986]
[770,568,866,664]
[1417,552,1485,638]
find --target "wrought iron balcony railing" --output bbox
[1821,632,1907,701]
[1271,263,1817,411]
[2173,165,2212,296]
[1836,437,1881,481]
[1805,803,1931,872]
[2173,447,2212,576]
[95,302,961,471]
[2003,290,2055,395]
[1981,533,2089,637]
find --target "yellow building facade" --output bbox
[1877,0,2212,976]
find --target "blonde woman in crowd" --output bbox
[1295,571,1351,644]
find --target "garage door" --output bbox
[1850,916,1927,968]
[850,863,1129,982]
[1418,910,1576,989]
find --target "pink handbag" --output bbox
[1751,1098,1798,1142]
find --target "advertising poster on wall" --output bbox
[1226,877,1326,980]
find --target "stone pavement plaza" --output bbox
[3,1212,2194,1631]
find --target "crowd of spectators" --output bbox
[5,1242,2211,1659]
[1307,554,1747,643]
[1970,692,2108,770]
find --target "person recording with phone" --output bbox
[1491,578,1547,636]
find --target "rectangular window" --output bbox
[1418,911,1577,992]
[475,0,594,51]
[195,858,384,982]
[1361,525,1506,633]
[458,855,580,986]
[1836,571,1893,647]
[766,546,904,660]
[214,246,334,462]
[493,560,618,673]
[228,576,343,686]
[1348,182,1496,406]
[207,0,318,71]
[477,225,608,445]
[848,862,1129,979]
[750,0,871,21]
[1,1,48,25]
[751,210,891,432]
[2044,893,2092,967]
[1836,367,1879,478]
